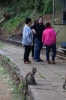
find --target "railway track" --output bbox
[0,38,66,60]
[0,38,22,46]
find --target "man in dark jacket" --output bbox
[32,16,45,62]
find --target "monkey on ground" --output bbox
[63,74,66,89]
[3,12,11,20]
[24,67,37,100]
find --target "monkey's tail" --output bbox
[65,74,66,83]
[63,83,65,89]
[63,74,66,89]
[24,80,29,100]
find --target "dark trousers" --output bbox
[46,43,56,61]
[34,38,43,60]
[31,36,35,57]
[24,45,31,62]
[32,45,34,57]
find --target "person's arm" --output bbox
[52,28,59,35]
[31,24,36,29]
[56,29,59,35]
[31,24,37,37]
[32,29,36,34]
[42,31,45,43]
[26,28,32,45]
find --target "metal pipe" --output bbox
[52,0,54,26]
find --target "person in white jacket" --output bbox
[22,18,36,64]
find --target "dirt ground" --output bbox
[0,63,24,100]
[0,76,12,100]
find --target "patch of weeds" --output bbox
[39,73,45,79]
[0,42,4,48]
[0,64,24,100]
[19,82,24,90]
[10,84,24,100]
[63,90,66,92]
[3,56,10,62]
[55,72,60,76]
[61,77,65,79]
[41,63,44,65]
[0,65,6,75]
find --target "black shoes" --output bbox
[39,59,43,62]
[34,59,43,62]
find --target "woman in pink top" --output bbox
[42,22,59,64]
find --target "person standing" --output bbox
[32,16,45,62]
[31,20,37,59]
[42,22,59,64]
[22,18,33,64]
[63,10,66,24]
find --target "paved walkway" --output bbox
[0,42,66,100]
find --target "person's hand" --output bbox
[32,29,36,34]
[57,29,59,33]
[56,29,59,34]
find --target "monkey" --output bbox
[63,74,66,89]
[24,67,37,100]
[3,12,11,20]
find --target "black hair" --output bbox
[38,16,43,21]
[37,16,43,24]
[25,18,31,24]
[45,22,51,28]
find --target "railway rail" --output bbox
[0,38,66,60]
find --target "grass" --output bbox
[1,9,31,35]
[3,55,10,62]
[0,42,4,48]
[63,90,66,92]
[39,72,45,79]
[0,64,24,100]
[0,6,39,37]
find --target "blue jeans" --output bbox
[34,38,43,60]
[63,20,66,24]
[46,43,56,61]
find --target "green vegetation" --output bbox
[0,64,24,100]
[1,10,31,34]
[0,42,4,48]
[0,0,52,13]
[0,0,52,35]
[3,55,10,62]
[39,72,45,79]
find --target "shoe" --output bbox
[39,59,43,62]
[52,61,56,64]
[34,59,43,62]
[29,60,31,63]
[47,61,51,64]
[34,59,40,62]
[24,61,30,64]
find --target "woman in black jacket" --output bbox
[32,16,45,62]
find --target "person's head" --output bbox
[38,16,43,25]
[25,18,32,26]
[31,20,37,26]
[31,21,35,26]
[32,67,37,74]
[45,22,51,28]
